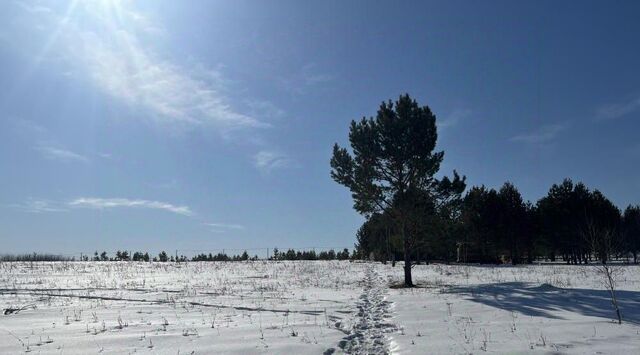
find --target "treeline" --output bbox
[270,248,352,260]
[356,178,640,265]
[0,253,75,262]
[82,249,354,262]
[191,251,258,261]
[0,249,355,263]
[86,250,259,262]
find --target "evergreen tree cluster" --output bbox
[269,248,352,261]
[355,178,640,265]
[0,253,75,262]
[86,250,264,262]
[191,251,257,262]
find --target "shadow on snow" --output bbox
[445,282,640,324]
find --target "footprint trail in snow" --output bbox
[335,264,397,355]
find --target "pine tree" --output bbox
[623,205,640,263]
[331,94,465,286]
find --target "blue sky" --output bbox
[1,0,639,255]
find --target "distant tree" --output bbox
[285,249,297,260]
[538,179,592,264]
[143,252,150,262]
[158,251,168,262]
[192,253,209,261]
[355,213,396,262]
[331,94,465,286]
[496,182,534,265]
[100,251,108,261]
[538,179,621,264]
[327,249,336,260]
[623,205,640,264]
[337,248,350,260]
[523,202,538,263]
[241,251,249,261]
[215,253,230,261]
[93,251,100,261]
[460,186,502,263]
[584,190,621,263]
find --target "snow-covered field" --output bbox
[0,261,638,354]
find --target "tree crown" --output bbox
[330,94,465,216]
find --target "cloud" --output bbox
[13,2,289,171]
[69,197,192,216]
[279,63,333,95]
[253,151,291,172]
[14,119,47,134]
[74,32,264,129]
[509,123,567,144]
[22,1,266,131]
[35,145,89,163]
[438,108,471,130]
[204,222,246,232]
[9,198,67,213]
[14,2,52,14]
[301,63,333,86]
[245,99,286,121]
[148,179,179,190]
[596,95,640,121]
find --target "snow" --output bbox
[0,261,638,354]
[388,264,640,354]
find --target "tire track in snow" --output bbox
[333,264,396,355]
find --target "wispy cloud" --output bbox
[253,150,291,172]
[35,145,89,163]
[9,198,67,213]
[13,1,289,172]
[204,222,246,232]
[14,2,52,14]
[438,108,471,130]
[11,196,193,217]
[245,99,286,122]
[15,119,47,134]
[74,31,263,129]
[21,1,266,131]
[279,63,333,95]
[596,94,640,121]
[509,123,568,144]
[301,63,333,86]
[69,197,192,216]
[148,179,179,190]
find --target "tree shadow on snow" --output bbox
[444,282,640,324]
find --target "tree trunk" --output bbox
[402,221,413,287]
